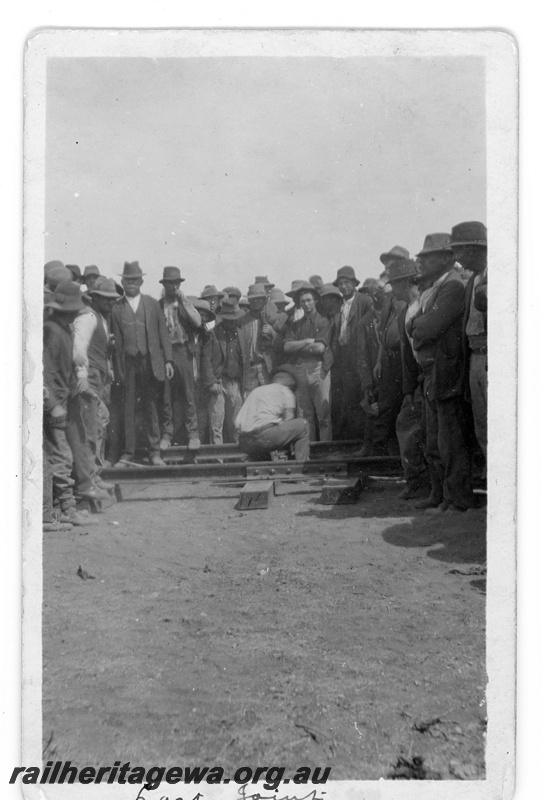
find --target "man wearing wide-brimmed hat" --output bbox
[237,283,277,391]
[330,265,373,440]
[408,233,475,512]
[158,266,202,452]
[71,277,122,487]
[451,221,488,470]
[211,297,251,442]
[281,281,332,441]
[43,282,99,527]
[83,265,101,292]
[111,261,174,467]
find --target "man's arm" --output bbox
[177,291,202,329]
[283,338,315,353]
[411,280,465,349]
[72,311,97,391]
[154,298,174,363]
[282,407,296,421]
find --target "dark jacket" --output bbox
[237,312,276,375]
[43,315,76,411]
[410,271,465,402]
[210,322,252,394]
[111,294,173,383]
[158,296,201,356]
[397,305,422,396]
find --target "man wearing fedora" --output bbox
[158,266,202,451]
[72,277,120,493]
[83,265,101,292]
[282,281,333,441]
[111,261,174,467]
[330,265,373,440]
[235,366,310,462]
[408,234,475,512]
[211,297,251,442]
[451,221,488,471]
[237,283,277,391]
[43,282,99,526]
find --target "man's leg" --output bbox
[222,378,242,443]
[139,356,162,458]
[160,373,174,448]
[174,346,200,445]
[44,419,76,513]
[469,353,488,464]
[65,394,94,493]
[418,390,444,507]
[295,364,317,441]
[122,355,138,460]
[308,364,332,441]
[243,418,310,462]
[395,388,429,489]
[207,389,225,445]
[437,397,475,510]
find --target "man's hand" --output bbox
[76,376,92,395]
[209,382,222,394]
[50,404,66,419]
[48,404,67,427]
[165,362,174,380]
[175,290,187,303]
[261,323,274,338]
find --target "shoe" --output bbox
[414,495,443,510]
[60,509,99,526]
[94,478,114,491]
[77,486,110,501]
[352,446,370,458]
[150,455,166,466]
[113,457,139,468]
[187,437,201,451]
[425,501,450,515]
[43,520,73,531]
[398,481,429,500]
[160,437,171,451]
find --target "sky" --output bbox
[45,56,486,298]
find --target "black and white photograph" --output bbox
[20,27,517,799]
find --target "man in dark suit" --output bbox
[451,221,488,471]
[408,234,475,512]
[158,266,202,451]
[329,265,373,440]
[111,261,173,467]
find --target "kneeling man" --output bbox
[235,366,310,462]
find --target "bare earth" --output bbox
[43,479,486,781]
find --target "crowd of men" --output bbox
[43,220,487,529]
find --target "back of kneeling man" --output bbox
[235,366,310,462]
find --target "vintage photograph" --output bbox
[23,29,517,799]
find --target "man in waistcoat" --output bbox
[111,261,173,467]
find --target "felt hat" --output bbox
[47,281,86,312]
[44,260,64,276]
[319,283,344,300]
[247,283,268,300]
[200,284,223,300]
[119,261,145,278]
[416,233,453,257]
[223,285,242,299]
[309,274,323,286]
[66,264,82,281]
[379,245,410,266]
[254,275,275,289]
[269,288,288,305]
[239,296,250,309]
[450,221,487,247]
[387,259,420,283]
[285,280,315,298]
[219,297,245,319]
[192,297,216,322]
[84,265,100,278]
[159,266,185,284]
[45,265,72,291]
[332,265,360,287]
[88,277,124,298]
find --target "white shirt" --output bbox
[338,294,355,345]
[126,293,141,313]
[235,384,296,434]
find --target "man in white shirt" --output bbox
[236,366,310,462]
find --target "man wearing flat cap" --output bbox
[407,234,475,512]
[330,265,373,440]
[158,266,202,451]
[111,261,174,467]
[451,221,488,471]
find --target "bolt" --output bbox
[270,468,275,475]
[286,468,291,475]
[254,469,259,476]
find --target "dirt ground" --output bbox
[42,477,487,781]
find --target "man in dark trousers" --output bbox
[408,234,475,512]
[111,261,173,467]
[211,297,251,442]
[158,266,202,451]
[451,221,488,472]
[330,265,373,440]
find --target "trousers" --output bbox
[395,386,428,484]
[330,346,365,440]
[43,418,76,511]
[122,353,162,458]
[65,394,94,493]
[295,361,331,441]
[239,418,310,462]
[372,349,403,455]
[469,353,487,464]
[162,343,199,444]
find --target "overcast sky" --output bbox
[45,56,485,298]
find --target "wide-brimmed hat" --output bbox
[192,297,216,322]
[84,265,100,278]
[66,264,82,281]
[272,363,298,382]
[285,280,316,298]
[119,261,145,278]
[159,266,185,284]
[254,275,274,289]
[44,260,64,276]
[88,277,123,298]
[379,245,410,266]
[219,297,245,319]
[416,233,453,257]
[247,283,268,300]
[309,274,323,286]
[239,296,250,309]
[223,285,242,299]
[269,288,288,305]
[319,283,344,300]
[47,281,86,312]
[450,221,487,248]
[387,258,420,283]
[332,266,360,287]
[45,265,72,291]
[200,284,223,300]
